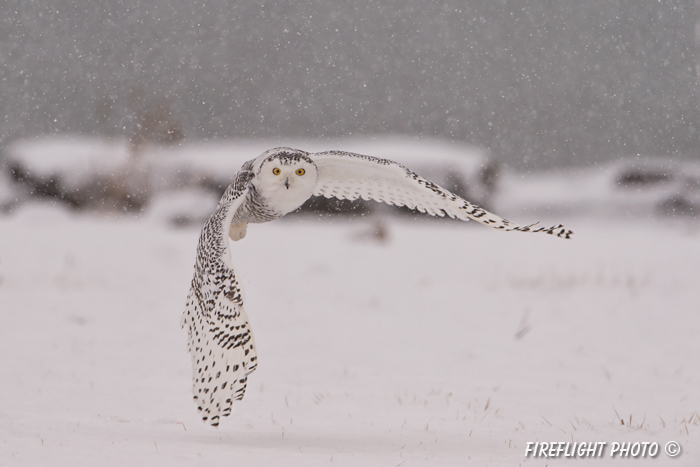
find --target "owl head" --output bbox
[253,148,319,215]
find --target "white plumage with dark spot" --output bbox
[182,147,572,426]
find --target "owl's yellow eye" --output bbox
[272,167,281,175]
[296,168,305,176]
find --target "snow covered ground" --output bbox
[1,192,698,466]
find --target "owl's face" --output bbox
[254,150,318,215]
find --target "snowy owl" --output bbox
[182,147,572,426]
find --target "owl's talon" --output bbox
[229,223,247,241]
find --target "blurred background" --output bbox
[2,3,700,465]
[1,0,700,221]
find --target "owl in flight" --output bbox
[182,147,572,426]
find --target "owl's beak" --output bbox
[284,178,290,189]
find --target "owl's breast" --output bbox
[250,178,315,219]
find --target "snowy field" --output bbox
[1,170,699,465]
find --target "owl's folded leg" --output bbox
[229,222,248,241]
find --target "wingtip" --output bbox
[547,224,574,239]
[559,228,574,239]
[510,222,573,239]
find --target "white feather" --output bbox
[310,150,572,238]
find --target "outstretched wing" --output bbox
[310,150,572,238]
[182,171,258,427]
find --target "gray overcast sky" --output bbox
[1,0,698,168]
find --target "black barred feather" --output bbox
[182,170,258,427]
